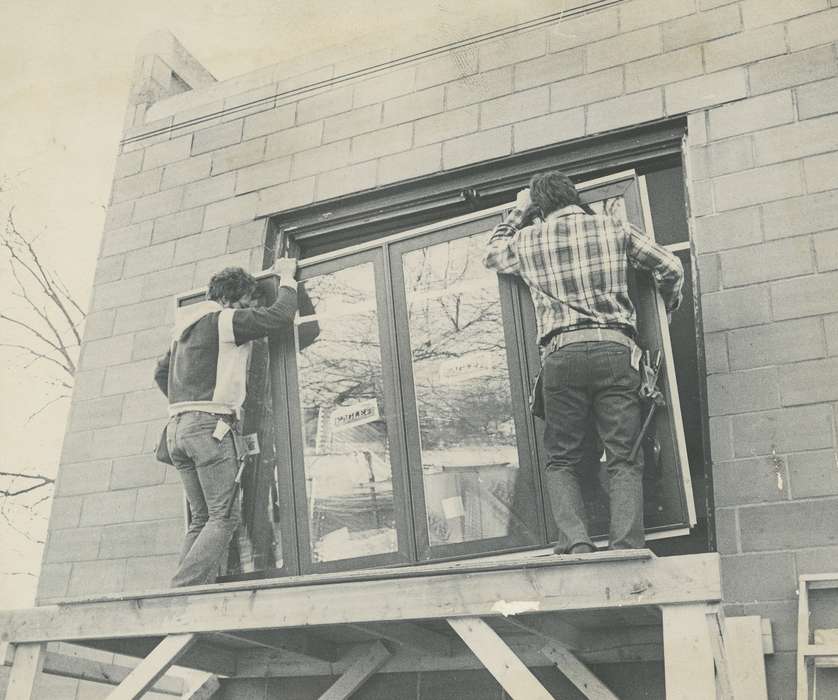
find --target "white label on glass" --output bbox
[442,496,465,519]
[331,400,380,433]
[438,351,496,384]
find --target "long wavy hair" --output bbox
[207,267,257,304]
[529,171,594,216]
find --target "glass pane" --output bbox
[402,233,529,547]
[294,264,397,563]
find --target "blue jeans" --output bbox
[542,341,645,552]
[167,411,241,587]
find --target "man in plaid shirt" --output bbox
[483,171,683,554]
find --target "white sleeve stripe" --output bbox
[218,309,236,343]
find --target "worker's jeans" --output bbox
[542,341,645,552]
[167,411,240,587]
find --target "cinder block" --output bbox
[378,144,442,186]
[704,331,729,374]
[90,421,148,459]
[714,507,739,554]
[665,68,748,114]
[713,161,804,212]
[297,85,353,124]
[788,450,838,498]
[49,496,83,530]
[242,103,296,140]
[134,484,183,521]
[771,269,838,319]
[689,178,714,217]
[703,24,786,73]
[479,86,549,130]
[80,334,134,371]
[732,404,834,456]
[124,555,180,592]
[742,0,828,28]
[442,126,512,170]
[194,250,253,284]
[721,237,814,287]
[44,526,102,563]
[796,544,838,575]
[36,563,72,599]
[160,153,212,190]
[140,263,197,301]
[235,157,292,195]
[763,189,838,240]
[382,87,444,128]
[353,66,415,107]
[131,187,184,224]
[122,387,167,424]
[478,27,546,71]
[445,67,513,110]
[755,112,838,166]
[713,457,789,506]
[102,359,158,397]
[710,93,794,144]
[710,415,733,460]
[203,192,259,230]
[94,255,124,285]
[696,253,720,292]
[415,48,478,90]
[788,7,838,50]
[151,206,205,243]
[83,311,116,345]
[103,201,134,231]
[102,221,154,256]
[316,161,377,201]
[688,111,708,146]
[741,601,798,652]
[142,135,192,171]
[728,318,825,370]
[550,67,624,113]
[827,313,838,355]
[292,140,350,178]
[124,241,175,278]
[693,207,762,254]
[72,370,105,403]
[111,453,166,490]
[805,151,838,195]
[265,121,323,160]
[587,89,663,135]
[721,552,796,601]
[513,108,585,153]
[625,46,703,93]
[229,219,267,253]
[351,123,412,163]
[779,356,838,404]
[323,103,382,143]
[815,230,838,271]
[98,519,182,558]
[80,490,137,526]
[739,499,838,550]
[114,150,143,179]
[548,7,620,52]
[797,76,838,119]
[513,49,584,91]
[750,45,837,95]
[113,298,169,335]
[92,276,144,312]
[707,367,780,416]
[182,173,236,210]
[704,135,754,177]
[191,120,243,156]
[112,169,162,204]
[620,0,696,32]
[69,395,125,432]
[256,177,316,217]
[587,26,662,73]
[414,106,478,147]
[702,285,771,332]
[67,559,127,596]
[662,4,741,50]
[211,138,266,175]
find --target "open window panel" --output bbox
[515,170,696,546]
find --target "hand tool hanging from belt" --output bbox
[629,349,665,462]
[226,430,249,519]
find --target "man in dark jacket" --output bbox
[154,258,298,586]
[483,172,683,554]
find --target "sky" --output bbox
[0,0,567,608]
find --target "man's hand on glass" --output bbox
[515,187,538,222]
[274,257,298,280]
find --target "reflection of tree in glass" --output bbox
[403,235,516,450]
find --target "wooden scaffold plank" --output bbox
[106,633,196,700]
[726,616,768,700]
[349,621,452,655]
[317,642,391,700]
[182,672,221,700]
[5,642,45,700]
[661,604,715,700]
[540,643,618,700]
[448,617,554,700]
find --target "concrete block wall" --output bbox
[38,0,838,694]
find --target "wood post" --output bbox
[106,634,196,700]
[726,616,768,700]
[5,643,45,700]
[661,604,715,700]
[540,643,619,700]
[448,617,554,700]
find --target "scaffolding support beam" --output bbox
[106,634,196,700]
[540,643,619,699]
[317,642,391,700]
[4,643,45,700]
[661,604,716,700]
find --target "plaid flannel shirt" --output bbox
[482,204,684,346]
